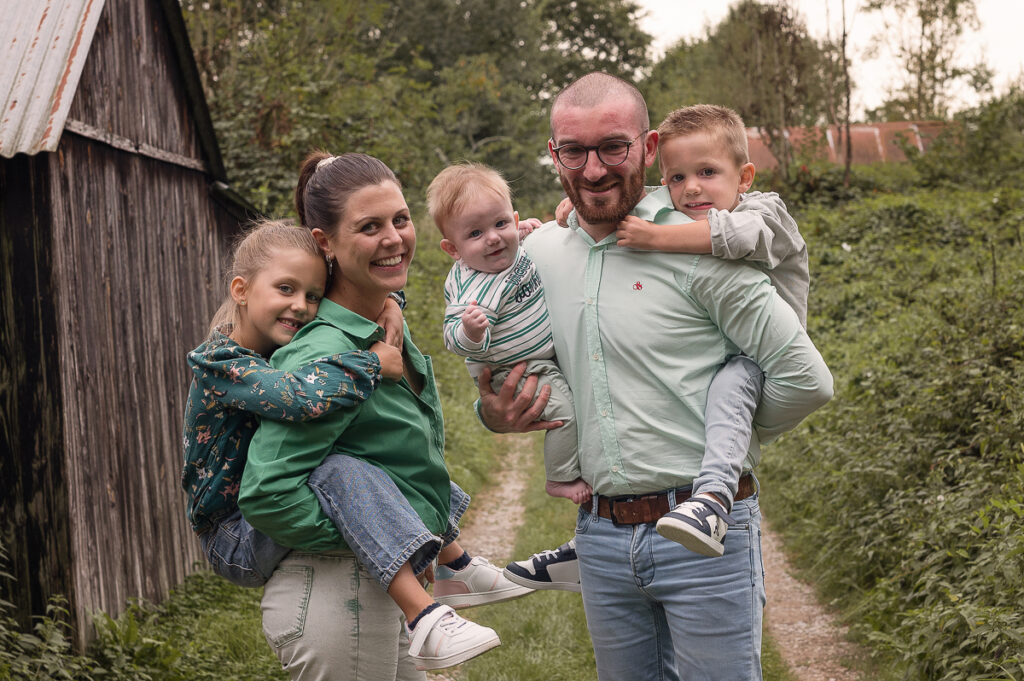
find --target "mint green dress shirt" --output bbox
[239,298,451,552]
[522,189,833,497]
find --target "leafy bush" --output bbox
[761,186,1024,680]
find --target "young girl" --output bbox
[181,219,529,671]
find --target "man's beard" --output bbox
[560,165,646,226]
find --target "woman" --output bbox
[238,153,495,680]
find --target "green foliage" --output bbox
[897,87,1024,190]
[760,184,1024,679]
[643,0,834,178]
[183,0,650,219]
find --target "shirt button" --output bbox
[586,297,594,304]
[601,409,608,417]
[592,353,600,360]
[612,465,621,472]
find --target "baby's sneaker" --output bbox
[407,605,500,671]
[503,538,582,592]
[656,495,735,557]
[433,556,534,609]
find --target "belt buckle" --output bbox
[609,497,639,525]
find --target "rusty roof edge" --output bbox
[0,0,106,158]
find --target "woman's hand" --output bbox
[370,341,404,381]
[376,296,405,351]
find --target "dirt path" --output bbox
[439,435,862,681]
[761,519,863,681]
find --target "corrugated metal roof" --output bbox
[0,0,106,158]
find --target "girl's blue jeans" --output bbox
[200,453,469,589]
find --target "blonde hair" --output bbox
[426,163,512,238]
[208,219,322,336]
[657,105,750,167]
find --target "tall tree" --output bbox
[864,0,991,120]
[644,0,833,179]
[184,0,653,218]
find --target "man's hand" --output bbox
[615,215,664,250]
[477,363,563,433]
[376,296,404,351]
[461,302,489,344]
[369,341,404,381]
[555,197,574,227]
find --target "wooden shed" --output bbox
[0,0,253,645]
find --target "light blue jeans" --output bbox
[201,453,469,589]
[692,355,764,511]
[262,551,425,681]
[574,491,766,681]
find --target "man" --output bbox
[478,72,833,680]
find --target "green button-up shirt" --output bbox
[522,189,832,497]
[239,298,451,552]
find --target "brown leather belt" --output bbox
[589,473,756,525]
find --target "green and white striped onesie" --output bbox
[443,248,554,377]
[443,247,579,482]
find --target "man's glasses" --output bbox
[551,130,648,170]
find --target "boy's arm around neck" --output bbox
[707,191,805,269]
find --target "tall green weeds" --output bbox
[761,187,1024,680]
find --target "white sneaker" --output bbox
[503,538,582,592]
[433,556,534,609]
[407,605,500,670]
[656,496,735,557]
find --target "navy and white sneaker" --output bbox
[656,495,735,557]
[503,538,581,592]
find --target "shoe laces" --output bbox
[437,611,468,634]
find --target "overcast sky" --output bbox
[634,0,1024,116]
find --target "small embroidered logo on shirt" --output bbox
[633,281,643,291]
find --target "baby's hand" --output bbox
[615,215,662,250]
[369,341,404,381]
[554,197,574,227]
[462,302,489,343]
[518,217,542,240]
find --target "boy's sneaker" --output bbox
[433,556,534,609]
[656,495,735,557]
[407,605,500,671]
[502,538,582,592]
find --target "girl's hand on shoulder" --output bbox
[377,296,405,351]
[370,341,404,381]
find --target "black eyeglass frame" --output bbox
[550,130,649,170]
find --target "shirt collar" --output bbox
[315,297,385,343]
[633,185,678,222]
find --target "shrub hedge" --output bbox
[760,187,1024,680]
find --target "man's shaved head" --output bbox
[550,72,649,140]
